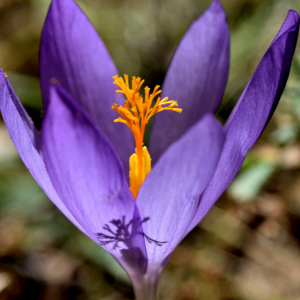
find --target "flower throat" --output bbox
[112,75,182,199]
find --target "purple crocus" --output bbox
[0,0,299,298]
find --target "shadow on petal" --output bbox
[96,214,167,274]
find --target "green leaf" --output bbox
[228,162,277,202]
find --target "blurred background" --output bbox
[0,0,300,299]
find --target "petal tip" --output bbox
[196,0,227,26]
[201,112,215,123]
[208,0,225,14]
[287,9,300,26]
[288,9,300,20]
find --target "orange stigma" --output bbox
[112,74,182,199]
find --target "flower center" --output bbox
[112,74,182,199]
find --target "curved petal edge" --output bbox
[138,113,225,270]
[41,85,147,275]
[186,10,300,233]
[40,0,134,172]
[0,69,88,236]
[149,0,229,164]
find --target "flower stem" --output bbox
[133,276,159,300]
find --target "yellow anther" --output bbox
[112,74,182,199]
[129,146,151,199]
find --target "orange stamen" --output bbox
[112,74,182,199]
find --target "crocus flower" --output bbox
[0,0,299,298]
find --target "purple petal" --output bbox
[186,10,300,233]
[0,70,87,235]
[137,114,224,269]
[41,86,147,273]
[40,0,134,172]
[149,0,229,164]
